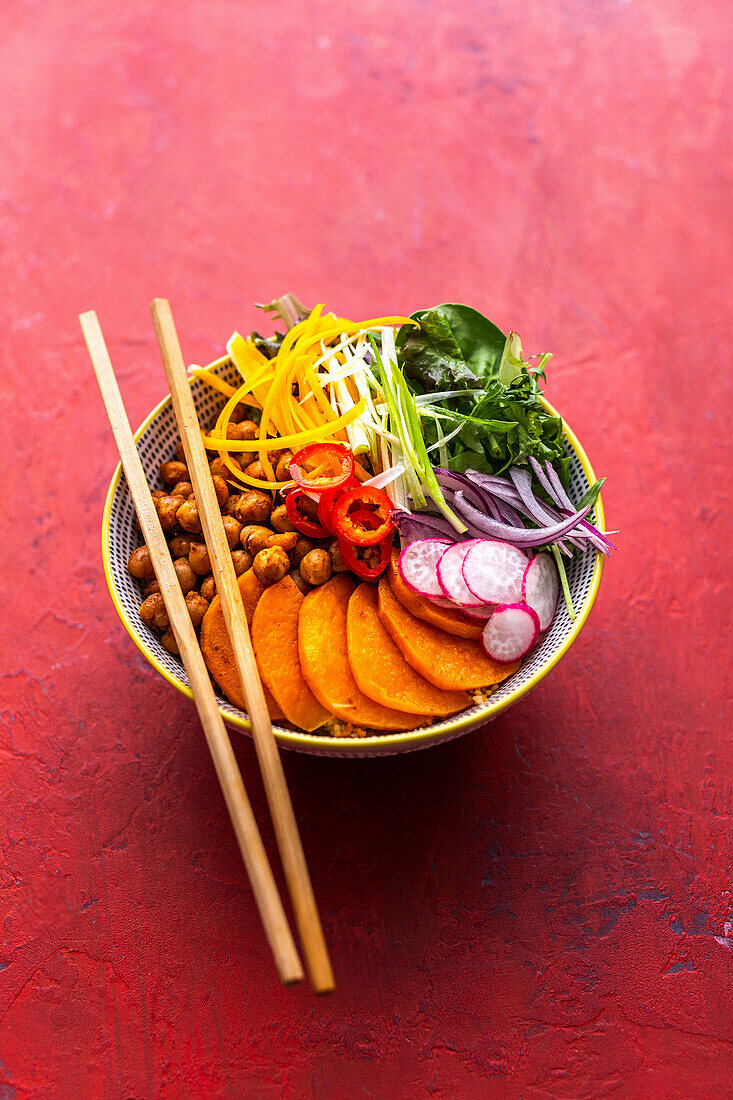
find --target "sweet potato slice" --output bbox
[388,551,482,639]
[299,575,426,731]
[347,584,470,716]
[252,577,331,732]
[378,577,520,690]
[200,569,284,720]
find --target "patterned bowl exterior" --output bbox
[102,360,605,757]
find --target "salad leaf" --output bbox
[251,331,284,359]
[397,303,506,389]
[577,477,606,512]
[255,293,309,330]
[396,303,569,483]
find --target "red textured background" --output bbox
[1,1,731,1096]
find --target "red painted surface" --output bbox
[1,1,731,1096]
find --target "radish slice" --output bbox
[482,603,540,663]
[398,538,452,598]
[521,552,559,631]
[436,540,488,608]
[461,540,527,606]
[462,603,495,620]
[426,594,457,608]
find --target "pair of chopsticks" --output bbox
[80,301,334,993]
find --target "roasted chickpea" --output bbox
[188,542,211,576]
[222,491,242,517]
[328,539,350,573]
[169,533,192,559]
[160,460,188,486]
[221,515,242,549]
[200,575,217,601]
[362,545,382,571]
[171,480,193,498]
[177,498,202,534]
[211,475,229,508]
[243,460,268,482]
[185,591,209,628]
[173,557,197,595]
[228,404,251,425]
[253,546,290,586]
[291,536,314,565]
[235,490,273,526]
[127,545,155,580]
[225,421,246,440]
[242,525,273,556]
[238,419,259,440]
[152,489,166,500]
[161,627,179,654]
[268,531,299,552]
[288,569,311,595]
[143,579,161,598]
[231,549,252,576]
[156,494,186,531]
[140,592,169,631]
[299,548,332,586]
[270,504,296,533]
[275,451,294,481]
[296,493,319,521]
[174,441,186,463]
[211,456,241,481]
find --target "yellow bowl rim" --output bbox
[102,387,605,753]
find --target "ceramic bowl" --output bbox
[102,359,605,757]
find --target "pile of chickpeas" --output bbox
[127,406,351,654]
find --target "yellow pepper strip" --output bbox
[338,314,419,330]
[293,316,418,359]
[228,335,288,436]
[276,305,324,367]
[189,367,237,399]
[287,362,321,433]
[303,359,339,424]
[205,306,414,491]
[201,396,367,453]
[190,358,262,410]
[294,363,327,428]
[257,354,293,480]
[210,377,282,489]
[212,391,259,488]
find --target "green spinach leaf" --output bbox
[396,302,568,482]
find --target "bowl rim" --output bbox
[102,386,605,753]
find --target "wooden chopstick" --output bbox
[151,298,335,995]
[79,310,304,988]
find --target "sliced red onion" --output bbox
[390,508,460,545]
[527,458,614,554]
[453,491,592,547]
[433,468,496,512]
[432,463,612,555]
[465,470,524,506]
[509,467,558,527]
[544,461,576,514]
[494,497,526,528]
[528,455,566,507]
[506,468,579,556]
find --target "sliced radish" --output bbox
[521,552,559,631]
[398,538,452,598]
[482,603,540,663]
[426,594,457,608]
[462,603,495,620]
[462,540,527,606]
[436,540,488,608]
